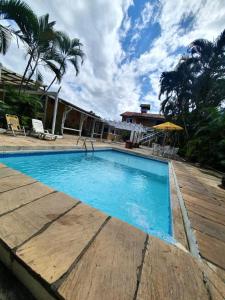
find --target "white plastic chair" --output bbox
[32,119,57,140]
[163,145,173,157]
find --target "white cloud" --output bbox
[132,0,225,109]
[1,0,225,120]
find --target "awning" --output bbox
[103,120,147,133]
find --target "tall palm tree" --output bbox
[19,13,63,92]
[0,0,38,54]
[46,32,84,91]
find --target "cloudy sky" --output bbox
[1,0,225,119]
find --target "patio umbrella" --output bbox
[153,122,183,131]
[153,122,183,156]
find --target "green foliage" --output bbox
[159,29,225,171]
[0,0,38,54]
[185,108,225,169]
[0,86,43,127]
[0,0,84,89]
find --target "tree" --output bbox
[0,1,85,98]
[185,108,225,170]
[46,32,84,91]
[159,28,225,170]
[19,13,63,92]
[0,0,37,54]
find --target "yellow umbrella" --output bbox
[153,121,183,131]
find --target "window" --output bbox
[126,117,133,123]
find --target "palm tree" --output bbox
[0,0,37,54]
[46,32,84,91]
[19,13,63,92]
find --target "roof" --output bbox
[0,66,46,89]
[48,95,101,120]
[61,98,101,119]
[120,112,165,119]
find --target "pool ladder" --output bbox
[77,137,95,152]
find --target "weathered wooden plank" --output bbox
[0,167,20,178]
[0,192,77,249]
[136,236,209,300]
[207,283,224,300]
[186,202,225,226]
[196,231,225,270]
[0,182,53,215]
[183,190,225,208]
[189,211,225,243]
[200,261,225,299]
[0,174,36,193]
[58,218,147,300]
[184,193,225,218]
[170,167,188,249]
[16,204,108,284]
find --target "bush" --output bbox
[0,86,43,129]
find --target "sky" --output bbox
[1,0,225,119]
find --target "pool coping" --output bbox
[1,146,223,299]
[0,146,189,249]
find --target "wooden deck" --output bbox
[0,160,224,299]
[173,161,225,284]
[0,133,225,299]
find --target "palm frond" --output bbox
[0,24,11,54]
[0,0,38,38]
[69,57,79,75]
[215,28,225,53]
[44,60,62,82]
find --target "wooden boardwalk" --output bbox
[0,160,224,299]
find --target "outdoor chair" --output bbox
[32,119,57,140]
[163,145,173,157]
[5,114,26,136]
[152,143,161,155]
[172,147,179,158]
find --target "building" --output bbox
[0,65,103,137]
[121,104,165,128]
[44,95,103,137]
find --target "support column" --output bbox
[91,119,96,138]
[51,87,61,134]
[61,106,72,135]
[43,95,48,127]
[79,114,87,137]
[100,122,104,141]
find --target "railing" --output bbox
[139,131,163,144]
[77,137,95,151]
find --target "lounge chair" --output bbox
[32,119,57,140]
[5,114,26,136]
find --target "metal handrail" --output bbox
[139,131,163,144]
[77,137,95,151]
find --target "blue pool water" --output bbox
[0,150,172,241]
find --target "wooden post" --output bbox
[61,106,72,135]
[91,119,96,138]
[79,114,87,137]
[100,122,104,141]
[43,95,48,127]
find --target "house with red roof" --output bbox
[120,104,165,128]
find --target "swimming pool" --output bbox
[0,149,172,241]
